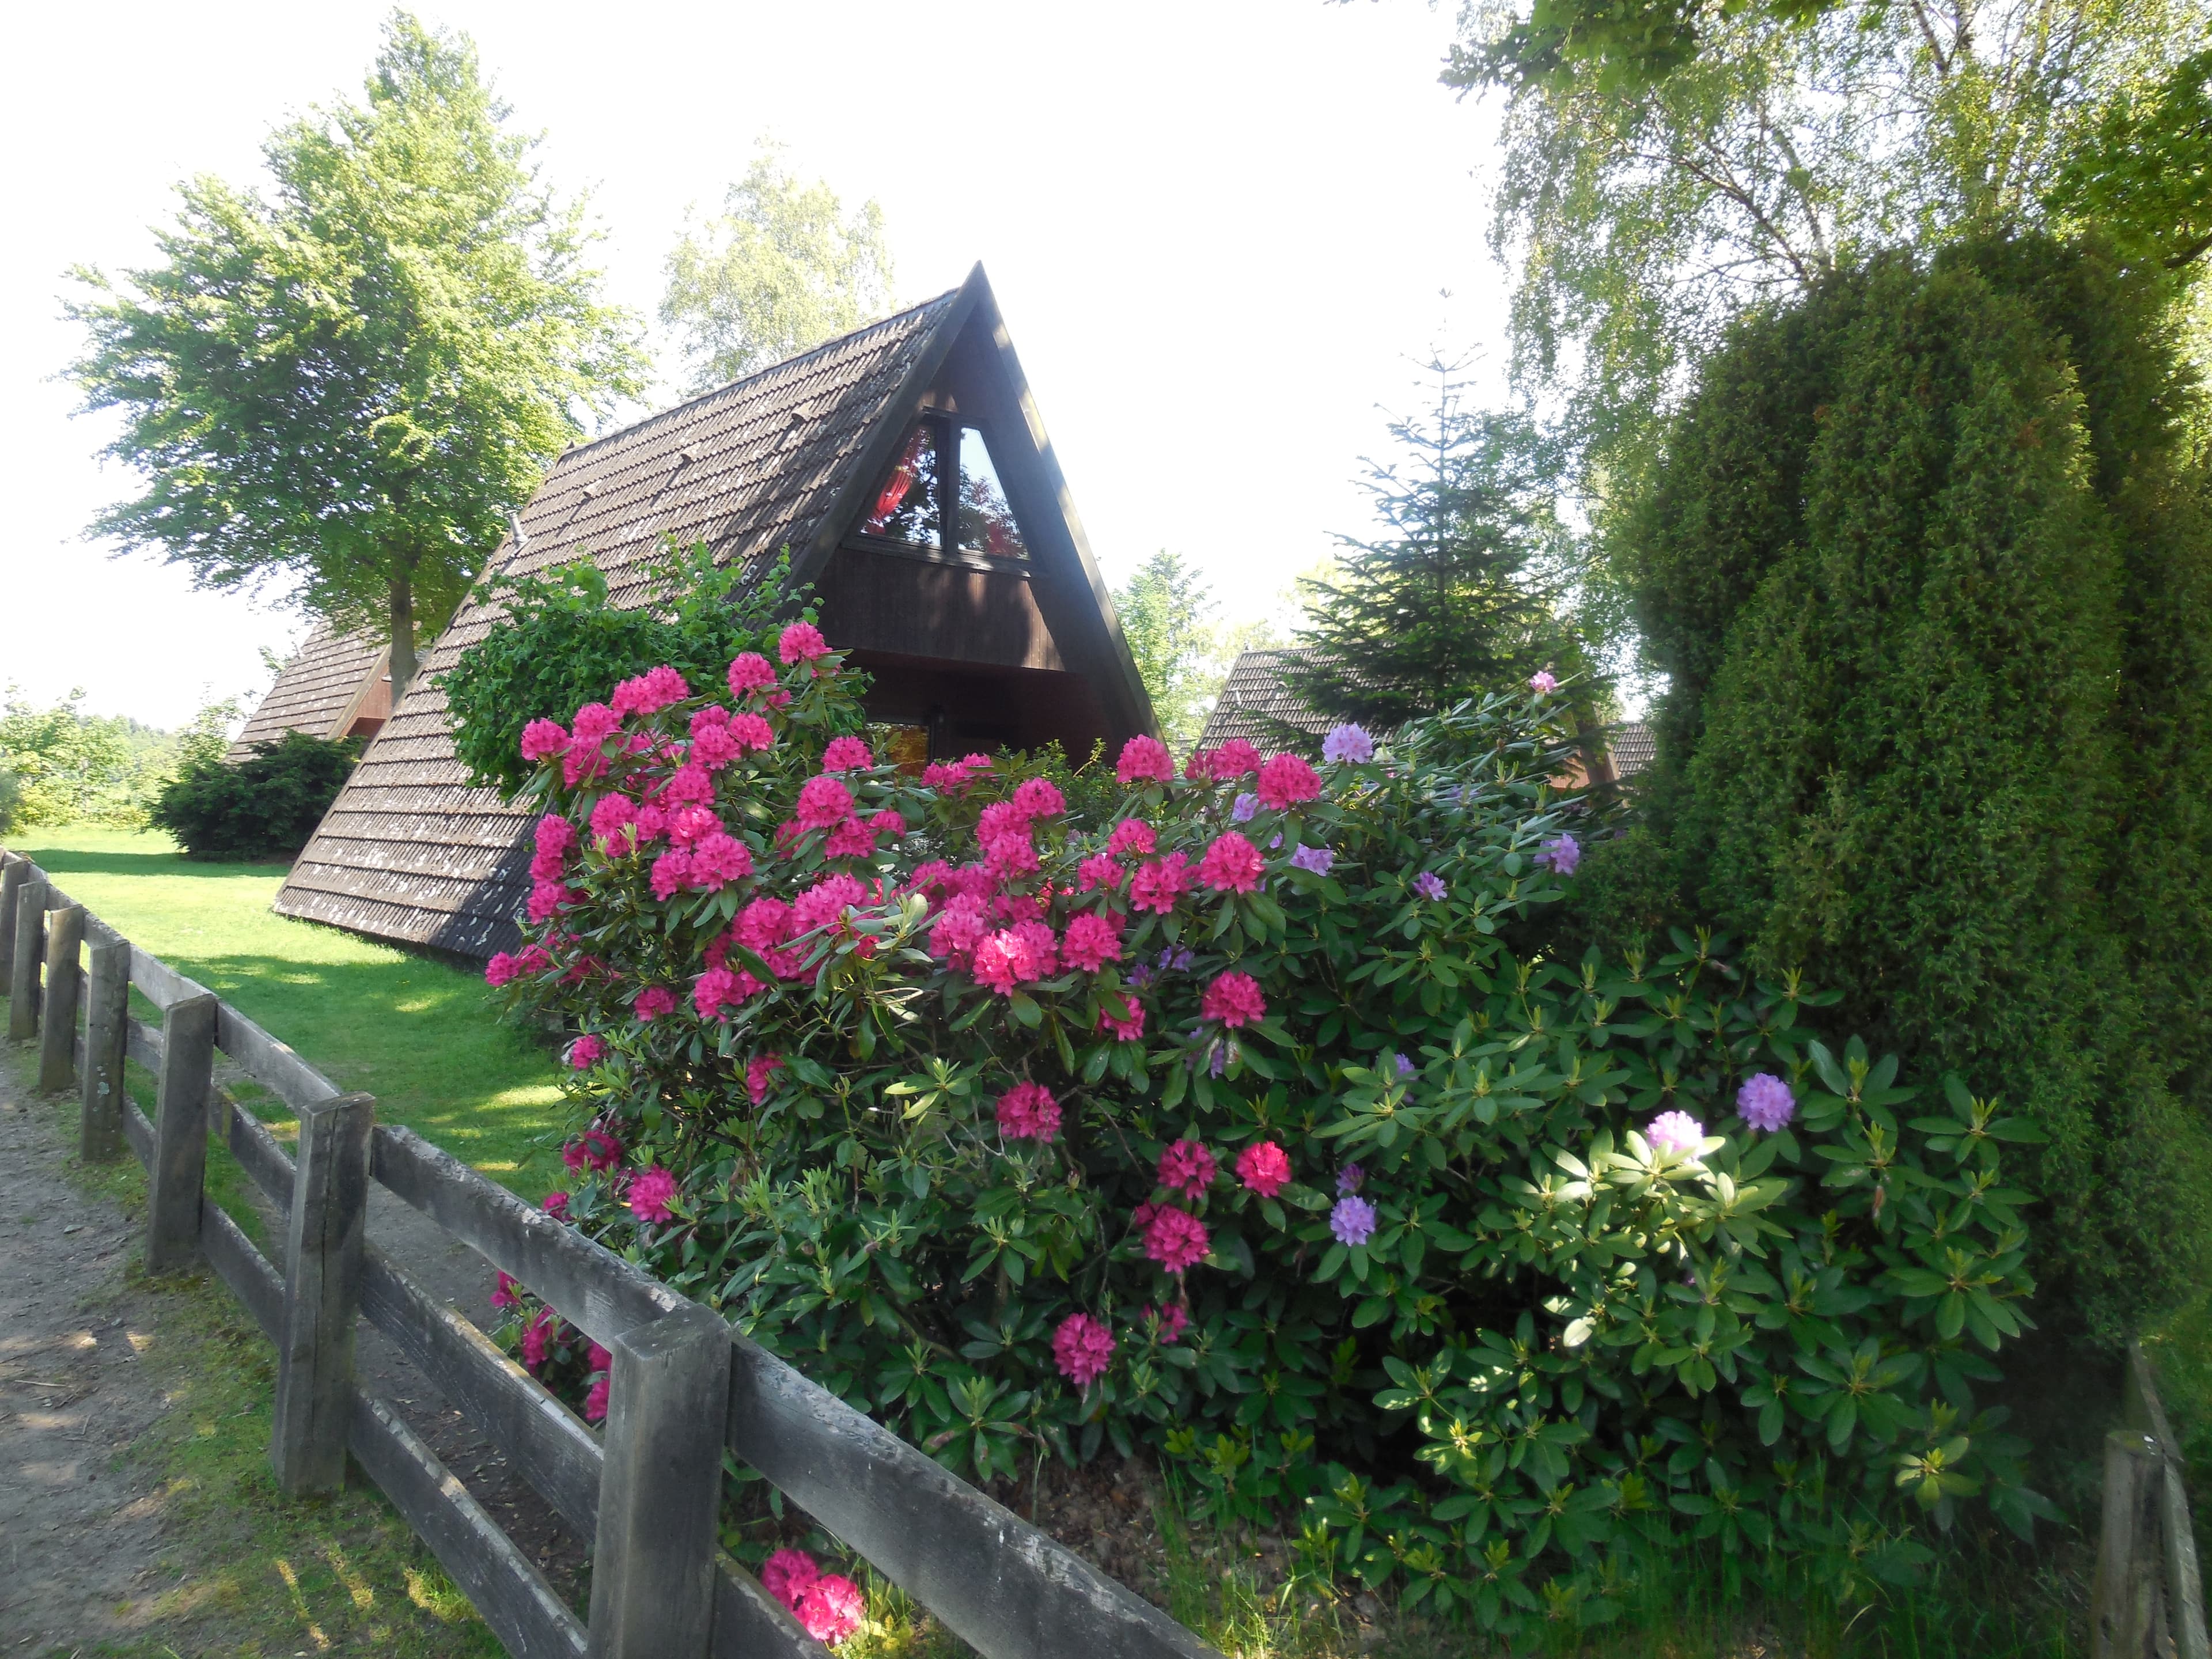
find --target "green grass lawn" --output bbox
[8,824,569,1196]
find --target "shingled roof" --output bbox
[1198,646,1657,778]
[225,627,389,762]
[273,266,1154,957]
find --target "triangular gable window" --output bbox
[858,415,1029,559]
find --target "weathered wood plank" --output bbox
[725,1335,1223,1659]
[202,1194,285,1341]
[2123,1343,2211,1659]
[711,1554,829,1658]
[39,906,86,1091]
[274,1093,374,1495]
[82,937,130,1162]
[122,1100,154,1168]
[0,856,27,983]
[9,876,47,1041]
[370,1125,682,1346]
[126,1013,163,1073]
[357,1249,603,1539]
[147,994,219,1274]
[224,1094,299,1211]
[2097,1429,2169,1659]
[128,946,210,1013]
[215,1002,339,1112]
[591,1308,730,1657]
[350,1387,588,1659]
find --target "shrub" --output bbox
[1575,236,2212,1349]
[442,539,807,796]
[150,729,361,858]
[487,642,2047,1635]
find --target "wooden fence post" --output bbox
[0,857,25,984]
[146,992,219,1274]
[80,935,130,1163]
[272,1092,374,1495]
[39,904,85,1092]
[7,877,47,1041]
[588,1307,732,1658]
[2096,1429,2170,1659]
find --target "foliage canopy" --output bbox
[1573,237,2212,1347]
[66,11,645,698]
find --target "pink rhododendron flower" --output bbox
[821,736,874,772]
[484,952,520,987]
[747,1053,785,1106]
[562,747,610,787]
[1129,851,1196,914]
[628,1166,679,1224]
[666,804,721,847]
[1143,1207,1211,1274]
[1013,777,1066,819]
[1077,853,1124,892]
[1210,739,1262,779]
[649,849,694,900]
[823,817,874,858]
[535,813,576,856]
[1146,1302,1190,1344]
[1529,669,1559,694]
[1646,1110,1707,1159]
[515,943,552,975]
[692,966,763,1019]
[528,881,579,924]
[567,1033,607,1069]
[983,831,1040,879]
[1236,1141,1292,1198]
[996,1081,1062,1142]
[689,722,739,770]
[632,985,677,1022]
[1060,910,1124,972]
[1107,819,1157,857]
[562,1127,620,1172]
[761,1548,820,1608]
[728,711,775,753]
[520,1308,561,1371]
[1116,735,1175,785]
[660,763,715,808]
[1255,753,1322,810]
[1097,995,1146,1042]
[778,622,830,664]
[793,874,868,934]
[571,702,620,745]
[970,923,1056,994]
[520,718,569,760]
[1201,971,1266,1028]
[1198,832,1266,893]
[590,793,644,850]
[491,1270,520,1310]
[922,757,981,790]
[690,832,755,887]
[1157,1139,1218,1196]
[794,1575,863,1645]
[976,801,1030,842]
[543,1190,569,1219]
[728,652,777,695]
[928,896,989,966]
[738,897,796,952]
[1052,1312,1116,1388]
[584,1377,609,1423]
[611,665,689,715]
[795,775,856,831]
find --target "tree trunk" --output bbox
[388,563,418,704]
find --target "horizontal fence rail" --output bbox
[0,846,1221,1659]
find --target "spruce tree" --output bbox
[1287,362,1582,730]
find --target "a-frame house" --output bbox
[272,265,1156,957]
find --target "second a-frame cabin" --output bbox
[273,265,1157,957]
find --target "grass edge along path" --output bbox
[6,825,569,1196]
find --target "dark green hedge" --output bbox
[151,729,362,860]
[1575,237,2212,1346]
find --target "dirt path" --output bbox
[0,1077,178,1642]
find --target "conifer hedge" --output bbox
[1577,237,2212,1346]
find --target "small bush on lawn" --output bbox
[486,634,2051,1639]
[150,729,361,858]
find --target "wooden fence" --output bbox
[2096,1343,2211,1659]
[1,849,1222,1659]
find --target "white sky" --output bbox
[1,1,1509,729]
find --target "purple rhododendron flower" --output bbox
[1412,871,1447,902]
[1231,793,1259,823]
[1321,724,1374,764]
[1539,833,1582,876]
[1289,843,1334,875]
[1737,1073,1797,1132]
[1336,1162,1364,1195]
[1394,1052,1415,1080]
[1646,1111,1707,1159]
[1331,1195,1378,1247]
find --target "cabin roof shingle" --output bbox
[225,627,387,762]
[272,289,962,957]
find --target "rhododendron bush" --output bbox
[487,632,2049,1632]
